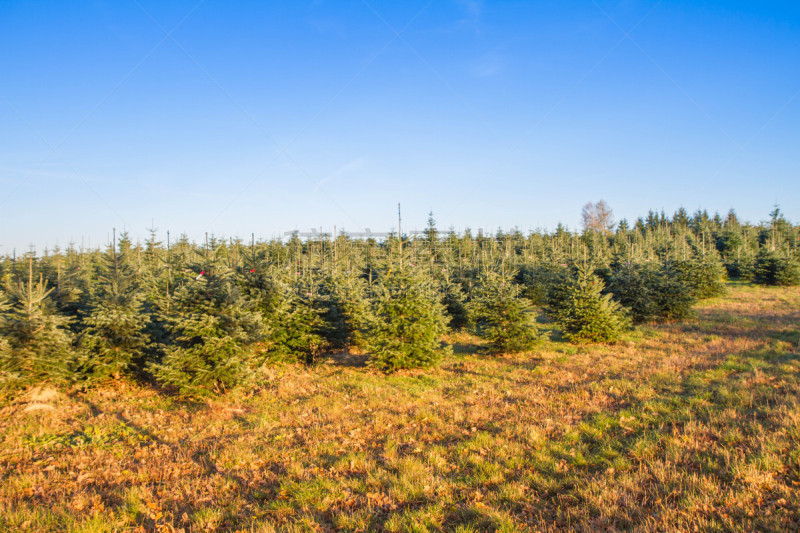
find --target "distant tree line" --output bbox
[0,207,797,396]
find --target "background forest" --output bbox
[1,207,798,396]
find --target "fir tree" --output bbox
[318,272,371,350]
[263,277,327,365]
[439,269,469,331]
[51,248,95,333]
[0,260,74,387]
[672,258,727,299]
[469,270,538,353]
[554,267,629,344]
[366,265,449,372]
[151,264,264,396]
[0,295,14,388]
[77,242,151,381]
[78,293,150,381]
[606,262,662,324]
[753,249,800,286]
[542,263,578,318]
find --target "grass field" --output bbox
[1,283,798,532]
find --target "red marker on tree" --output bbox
[195,270,205,281]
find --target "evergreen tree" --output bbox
[653,261,697,320]
[263,277,327,365]
[606,260,697,323]
[78,292,150,381]
[543,263,578,318]
[0,261,74,387]
[554,267,629,343]
[366,265,449,372]
[51,248,95,333]
[606,262,662,324]
[318,272,371,350]
[439,269,469,331]
[0,295,14,389]
[424,212,439,249]
[151,265,264,396]
[753,249,800,286]
[469,270,539,353]
[672,258,727,299]
[77,243,151,381]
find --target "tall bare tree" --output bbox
[581,200,615,234]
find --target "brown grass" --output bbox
[1,283,799,531]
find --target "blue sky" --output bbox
[1,0,798,251]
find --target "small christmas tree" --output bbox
[469,270,539,353]
[543,263,577,319]
[366,265,449,372]
[554,267,629,344]
[1,260,74,387]
[78,293,151,381]
[317,272,371,351]
[753,249,800,286]
[672,258,727,299]
[655,261,698,320]
[606,262,661,324]
[439,269,469,331]
[150,265,265,396]
[77,242,151,381]
[0,294,15,389]
[516,264,564,305]
[263,277,327,365]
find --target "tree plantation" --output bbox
[0,207,798,396]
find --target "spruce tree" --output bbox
[469,270,539,353]
[543,263,577,318]
[554,267,629,344]
[366,265,449,372]
[517,264,564,305]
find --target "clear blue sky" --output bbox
[1,0,798,251]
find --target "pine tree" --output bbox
[469,270,539,353]
[366,265,449,372]
[607,260,697,323]
[543,263,577,318]
[554,267,629,343]
[519,263,567,306]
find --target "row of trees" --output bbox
[0,207,797,396]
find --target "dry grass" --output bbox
[1,283,799,532]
